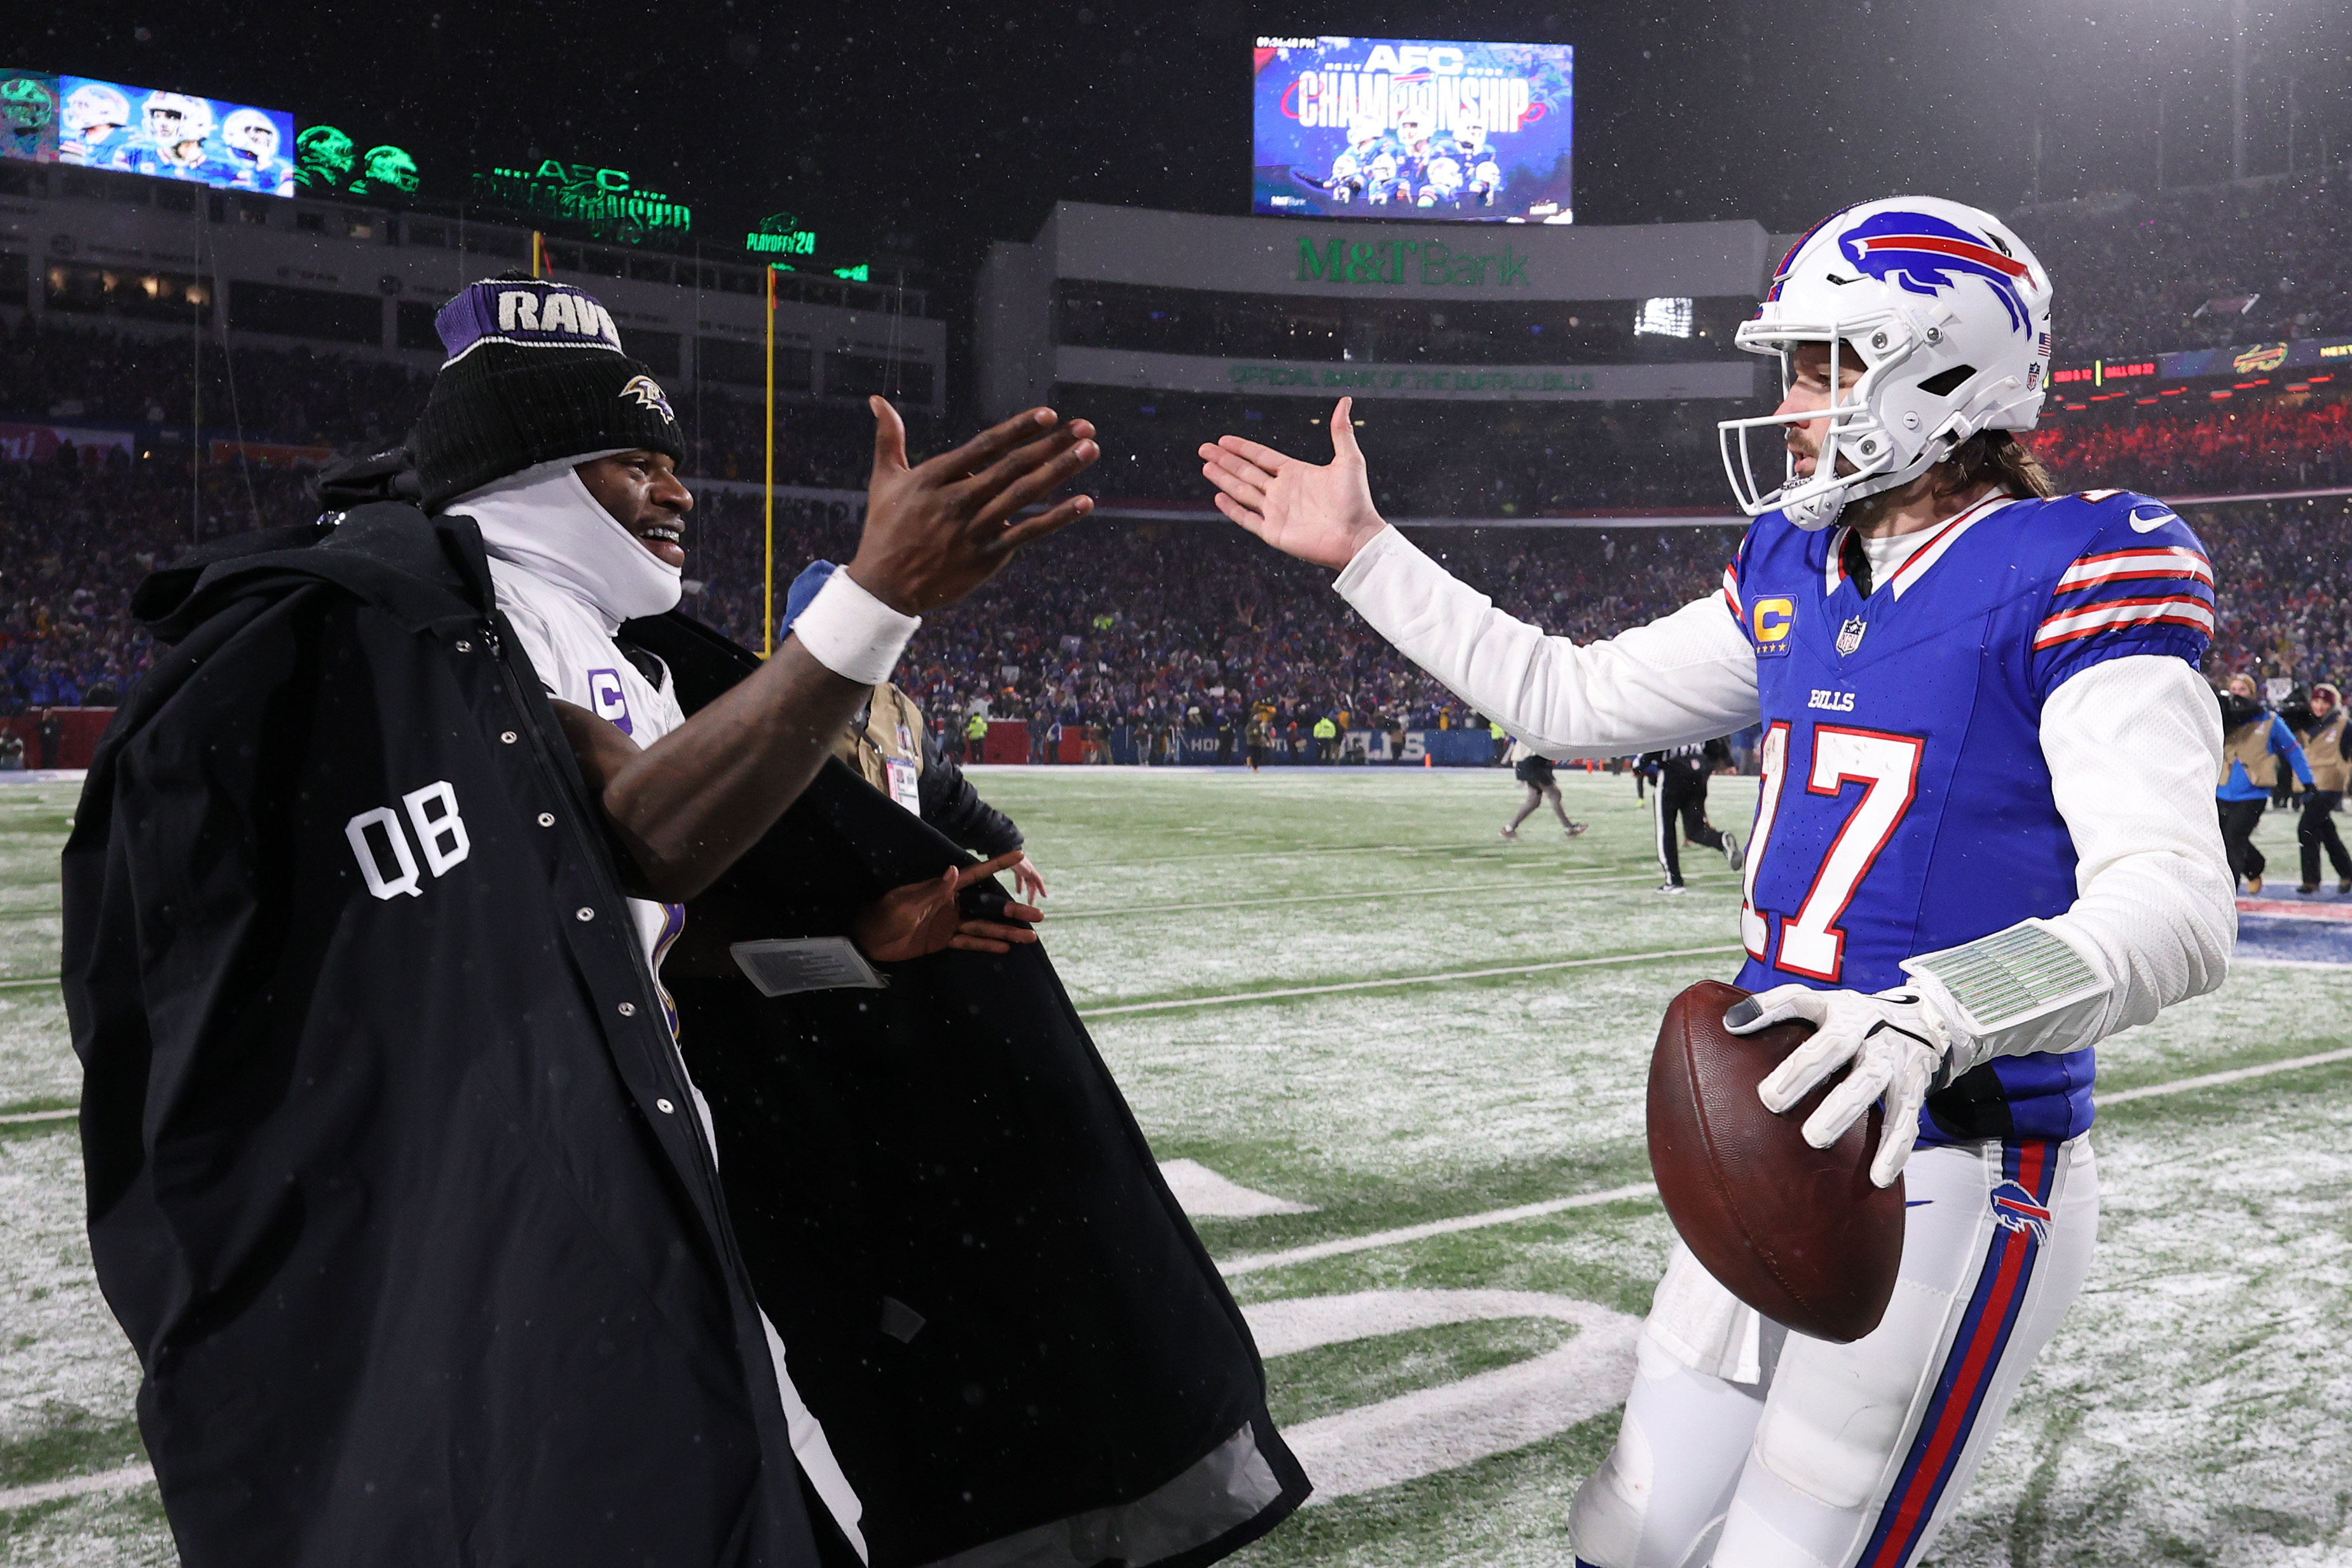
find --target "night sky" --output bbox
[11,1,2352,272]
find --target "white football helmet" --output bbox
[62,83,130,139]
[223,108,279,157]
[1719,196,2054,529]
[142,91,215,144]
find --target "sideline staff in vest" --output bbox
[2216,672,2312,894]
[1310,712,1338,761]
[2294,681,2351,895]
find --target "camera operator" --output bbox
[2292,681,2351,896]
[2216,672,2313,894]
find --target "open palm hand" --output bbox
[1198,397,1388,571]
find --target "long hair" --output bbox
[1933,428,2058,500]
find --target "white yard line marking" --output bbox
[1056,841,1499,870]
[0,976,59,988]
[1219,1183,1663,1278]
[1159,1158,1318,1217]
[0,1108,74,1126]
[1076,945,1743,1018]
[1244,1286,1631,1358]
[0,1462,154,1513]
[1217,1048,2352,1277]
[1248,1290,1642,1502]
[2100,1046,2352,1105]
[1053,869,1733,921]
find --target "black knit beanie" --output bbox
[411,276,685,511]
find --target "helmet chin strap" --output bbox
[1782,436,1948,532]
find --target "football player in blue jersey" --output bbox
[1393,113,1437,182]
[1454,118,1503,207]
[57,81,130,167]
[1417,152,1467,210]
[220,108,295,197]
[1362,151,1413,208]
[117,92,233,183]
[1199,194,2232,1568]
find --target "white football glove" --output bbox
[1725,985,1955,1188]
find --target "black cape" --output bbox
[63,506,1308,1567]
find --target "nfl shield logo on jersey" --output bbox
[1836,616,1868,656]
[1989,1180,2052,1244]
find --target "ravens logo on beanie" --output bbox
[410,275,684,511]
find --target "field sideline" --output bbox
[2,770,2347,1565]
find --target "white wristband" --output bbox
[788,570,920,685]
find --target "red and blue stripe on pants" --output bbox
[1856,1140,2060,1568]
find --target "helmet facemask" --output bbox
[1718,313,1953,531]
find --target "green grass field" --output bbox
[3,769,2347,1565]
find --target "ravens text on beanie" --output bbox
[410,276,685,510]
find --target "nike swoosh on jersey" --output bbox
[2128,505,2180,533]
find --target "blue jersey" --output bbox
[114,139,237,183]
[1721,489,2214,1145]
[224,151,295,196]
[59,126,130,166]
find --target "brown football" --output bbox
[1646,979,1905,1343]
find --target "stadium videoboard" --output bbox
[1253,37,1574,223]
[56,75,296,195]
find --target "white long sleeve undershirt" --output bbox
[1332,524,2234,1056]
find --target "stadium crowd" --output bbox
[2014,170,2352,362]
[1,432,2346,735]
[3,316,909,490]
[680,487,2351,744]
[8,223,2352,735]
[2030,397,2352,494]
[685,491,1747,738]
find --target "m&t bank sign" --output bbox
[1295,236,1531,287]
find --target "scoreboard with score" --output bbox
[2049,359,2156,388]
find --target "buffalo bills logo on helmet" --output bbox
[1988,1180,2052,1244]
[1836,210,2035,335]
[619,374,676,424]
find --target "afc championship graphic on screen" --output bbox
[1252,36,1573,224]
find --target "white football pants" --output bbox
[1569,1136,2098,1568]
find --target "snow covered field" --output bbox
[3,769,2346,1565]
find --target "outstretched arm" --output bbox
[572,400,1098,901]
[1201,399,1759,755]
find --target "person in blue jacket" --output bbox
[2216,672,2313,894]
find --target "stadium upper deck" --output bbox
[978,200,1769,423]
[0,158,946,415]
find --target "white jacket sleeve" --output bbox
[2034,653,2236,1044]
[1908,654,2236,1062]
[1332,525,1761,757]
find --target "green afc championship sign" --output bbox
[1296,235,1529,287]
[472,160,690,243]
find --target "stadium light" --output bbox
[1634,297,1693,339]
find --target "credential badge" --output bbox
[1836,616,1867,657]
